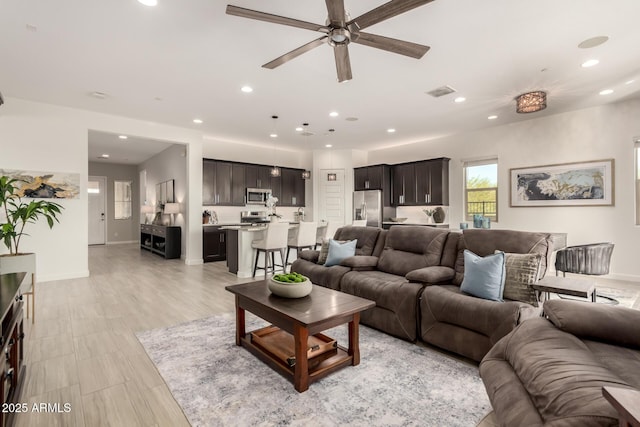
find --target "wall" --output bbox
[138,145,188,254]
[88,162,139,243]
[0,98,204,280]
[367,98,640,281]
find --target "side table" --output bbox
[603,386,640,427]
[532,276,596,302]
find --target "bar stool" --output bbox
[352,220,367,226]
[285,221,317,271]
[314,222,329,250]
[252,222,289,278]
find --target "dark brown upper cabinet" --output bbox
[354,164,391,206]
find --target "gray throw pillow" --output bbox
[501,252,542,306]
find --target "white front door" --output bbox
[88,176,106,245]
[317,169,345,237]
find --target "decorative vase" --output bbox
[433,207,445,224]
[268,276,312,298]
[473,214,484,228]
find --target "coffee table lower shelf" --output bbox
[239,330,353,387]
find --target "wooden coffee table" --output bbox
[225,281,375,392]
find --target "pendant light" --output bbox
[269,115,281,177]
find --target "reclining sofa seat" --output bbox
[419,229,553,362]
[290,226,385,290]
[480,299,640,426]
[340,226,453,342]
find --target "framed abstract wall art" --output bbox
[510,159,614,207]
[0,168,80,199]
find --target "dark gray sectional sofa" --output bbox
[291,225,553,359]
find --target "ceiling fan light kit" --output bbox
[226,0,434,82]
[516,91,547,114]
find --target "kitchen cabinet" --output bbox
[203,226,226,262]
[280,168,305,206]
[245,165,274,190]
[231,163,246,205]
[140,225,181,259]
[203,160,232,205]
[392,163,416,206]
[354,165,391,206]
[417,158,449,206]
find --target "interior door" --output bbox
[88,176,106,245]
[318,169,345,237]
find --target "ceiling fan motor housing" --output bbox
[329,28,351,46]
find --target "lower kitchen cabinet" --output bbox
[203,226,227,262]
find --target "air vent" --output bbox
[301,131,314,137]
[426,85,456,98]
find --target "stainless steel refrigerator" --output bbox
[353,190,382,228]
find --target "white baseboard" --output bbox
[38,270,90,283]
[106,240,138,245]
[185,258,204,265]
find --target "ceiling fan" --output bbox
[226,0,434,82]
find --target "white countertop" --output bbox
[383,221,449,226]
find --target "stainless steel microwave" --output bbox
[246,188,272,205]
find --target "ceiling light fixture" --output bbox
[295,127,303,132]
[581,59,600,68]
[241,86,253,93]
[100,154,110,159]
[515,91,547,114]
[270,115,281,177]
[193,118,203,124]
[119,135,128,140]
[578,36,609,49]
[138,0,158,6]
[325,144,332,148]
[387,128,396,133]
[329,111,339,117]
[454,97,466,103]
[488,115,498,120]
[301,170,311,180]
[599,89,614,95]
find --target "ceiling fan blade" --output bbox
[333,44,352,83]
[348,0,434,31]
[353,32,430,59]
[262,36,328,69]
[226,5,328,33]
[325,0,346,27]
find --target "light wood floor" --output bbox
[15,243,640,426]
[17,243,248,427]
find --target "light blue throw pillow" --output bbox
[460,250,506,301]
[324,239,357,267]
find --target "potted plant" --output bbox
[0,175,63,276]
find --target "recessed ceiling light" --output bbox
[454,97,466,103]
[90,91,108,99]
[118,135,128,140]
[295,127,303,132]
[578,36,609,49]
[100,154,110,159]
[193,118,203,124]
[325,144,332,148]
[626,80,635,85]
[387,128,396,133]
[599,89,614,95]
[270,133,278,138]
[488,115,498,120]
[329,111,339,117]
[581,59,600,68]
[138,0,158,6]
[241,86,253,93]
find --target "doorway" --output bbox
[88,176,107,245]
[317,169,345,237]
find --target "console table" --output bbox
[0,272,26,427]
[140,225,181,259]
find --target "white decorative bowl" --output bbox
[268,276,313,298]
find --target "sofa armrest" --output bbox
[544,299,640,349]
[298,250,320,263]
[339,255,379,270]
[405,266,455,284]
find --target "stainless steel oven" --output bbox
[246,188,272,205]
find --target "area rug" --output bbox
[137,313,490,426]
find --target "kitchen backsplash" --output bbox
[395,205,450,224]
[203,205,304,224]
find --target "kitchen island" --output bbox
[222,223,298,278]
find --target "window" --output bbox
[464,159,498,221]
[114,180,132,220]
[636,138,640,225]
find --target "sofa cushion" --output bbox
[377,226,449,277]
[333,226,381,256]
[453,229,552,285]
[291,258,350,291]
[339,255,379,269]
[544,299,640,349]
[298,249,319,263]
[324,239,357,267]
[502,252,542,307]
[460,250,506,302]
